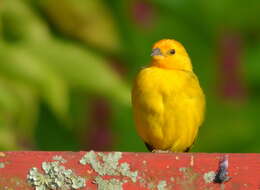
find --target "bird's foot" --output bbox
[152,149,171,153]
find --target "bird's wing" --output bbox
[184,73,206,127]
[165,72,205,151]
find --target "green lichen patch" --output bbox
[27,160,85,190]
[80,151,138,182]
[80,151,138,189]
[52,155,67,163]
[179,167,187,173]
[203,171,216,184]
[94,176,125,190]
[157,180,167,190]
[0,162,5,168]
[177,167,199,190]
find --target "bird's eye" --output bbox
[169,49,175,55]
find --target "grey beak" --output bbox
[151,48,162,56]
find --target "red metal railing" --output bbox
[0,152,259,189]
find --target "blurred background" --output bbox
[0,0,259,152]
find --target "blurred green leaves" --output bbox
[1,0,51,43]
[37,0,121,52]
[0,45,69,119]
[24,40,130,106]
[0,0,129,150]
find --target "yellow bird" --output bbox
[132,39,205,152]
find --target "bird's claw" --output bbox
[152,150,171,153]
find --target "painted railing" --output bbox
[0,152,259,189]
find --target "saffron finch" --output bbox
[132,39,205,152]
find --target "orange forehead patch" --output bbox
[153,39,183,49]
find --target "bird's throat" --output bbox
[151,60,192,71]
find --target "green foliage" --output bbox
[0,0,259,152]
[0,0,129,150]
[36,0,121,52]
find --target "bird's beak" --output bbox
[151,48,162,56]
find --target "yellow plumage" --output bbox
[132,39,205,152]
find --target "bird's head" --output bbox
[151,39,192,71]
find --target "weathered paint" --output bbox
[0,152,259,190]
